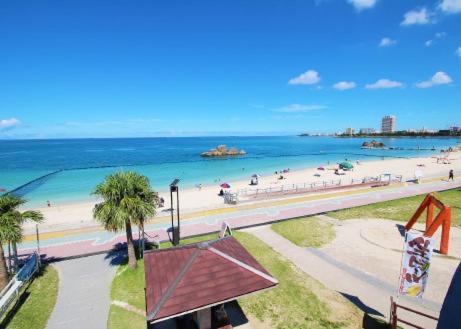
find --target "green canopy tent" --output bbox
[339,161,354,171]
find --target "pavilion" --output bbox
[144,236,278,328]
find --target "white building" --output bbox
[345,127,355,136]
[381,115,396,133]
[359,128,376,134]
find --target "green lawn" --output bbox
[0,265,59,329]
[271,216,335,248]
[108,231,363,329]
[328,189,461,226]
[236,231,362,329]
[107,305,146,329]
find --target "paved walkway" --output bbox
[245,225,442,329]
[46,253,119,329]
[18,178,461,260]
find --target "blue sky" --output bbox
[1,0,460,138]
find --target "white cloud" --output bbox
[456,46,461,58]
[425,32,446,47]
[415,71,453,88]
[333,81,357,90]
[379,37,397,47]
[365,79,403,89]
[401,8,432,26]
[435,31,447,38]
[288,70,321,85]
[439,0,461,14]
[273,104,326,113]
[0,118,20,129]
[347,0,377,11]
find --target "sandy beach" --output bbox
[23,153,461,233]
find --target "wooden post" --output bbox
[426,200,434,232]
[440,207,451,255]
[390,297,397,329]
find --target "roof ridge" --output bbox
[144,237,229,255]
[208,246,278,284]
[147,248,202,321]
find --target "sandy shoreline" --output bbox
[22,153,461,233]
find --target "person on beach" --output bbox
[47,200,51,207]
[449,170,454,181]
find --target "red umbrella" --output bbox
[220,183,231,188]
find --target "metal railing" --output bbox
[390,297,439,329]
[236,175,402,199]
[0,252,40,318]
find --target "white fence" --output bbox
[236,175,402,199]
[0,252,40,318]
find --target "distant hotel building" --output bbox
[381,115,396,133]
[359,128,376,134]
[345,127,355,136]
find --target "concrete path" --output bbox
[18,178,461,260]
[245,225,441,329]
[46,253,119,329]
[327,218,461,307]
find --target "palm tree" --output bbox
[0,195,44,290]
[93,171,156,268]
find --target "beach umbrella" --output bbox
[220,183,231,188]
[339,161,354,170]
[251,174,260,178]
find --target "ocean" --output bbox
[0,136,459,207]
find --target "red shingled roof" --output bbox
[144,236,278,323]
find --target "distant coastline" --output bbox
[336,132,461,138]
[299,133,461,139]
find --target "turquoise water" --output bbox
[1,136,459,206]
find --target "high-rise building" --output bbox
[381,115,396,133]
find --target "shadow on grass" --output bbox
[0,266,48,329]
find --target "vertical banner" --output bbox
[398,232,434,298]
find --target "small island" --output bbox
[201,145,246,157]
[361,140,386,149]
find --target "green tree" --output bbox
[92,171,156,268]
[0,195,44,290]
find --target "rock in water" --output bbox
[201,145,246,157]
